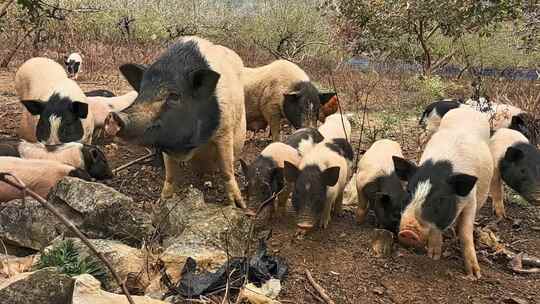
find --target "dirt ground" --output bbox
[0,69,539,304]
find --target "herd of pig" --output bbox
[0,36,539,280]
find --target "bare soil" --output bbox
[0,69,538,304]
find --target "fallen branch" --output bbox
[305,269,335,304]
[509,253,540,274]
[0,172,136,304]
[304,285,325,303]
[112,149,156,174]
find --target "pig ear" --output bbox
[448,174,477,197]
[239,159,249,177]
[283,161,300,183]
[270,167,285,194]
[21,100,45,115]
[362,181,379,196]
[392,156,417,181]
[319,92,336,105]
[190,69,220,98]
[71,101,88,119]
[504,146,525,163]
[119,63,147,92]
[321,166,340,187]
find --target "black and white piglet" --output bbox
[490,128,540,212]
[240,142,301,214]
[355,139,407,232]
[0,139,112,180]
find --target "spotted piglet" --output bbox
[0,157,91,202]
[393,107,493,278]
[491,128,540,212]
[355,139,407,232]
[240,142,301,215]
[284,127,324,157]
[0,139,112,180]
[284,115,353,231]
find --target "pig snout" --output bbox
[398,229,424,248]
[104,112,126,136]
[296,214,316,230]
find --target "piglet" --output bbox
[491,128,540,209]
[240,142,301,215]
[393,107,493,278]
[0,157,90,202]
[0,139,112,180]
[284,127,324,157]
[355,139,407,232]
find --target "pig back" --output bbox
[261,142,302,168]
[439,107,490,142]
[187,37,246,158]
[0,157,73,201]
[357,139,403,187]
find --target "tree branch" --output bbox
[0,172,136,304]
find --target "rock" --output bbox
[49,177,153,246]
[73,274,167,304]
[49,238,156,292]
[371,229,394,258]
[0,254,37,278]
[0,178,154,251]
[0,267,74,304]
[147,186,250,294]
[0,198,61,250]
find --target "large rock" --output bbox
[72,274,167,304]
[0,267,74,304]
[49,238,156,292]
[146,186,250,297]
[0,177,153,251]
[49,177,153,245]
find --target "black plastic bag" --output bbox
[165,239,288,298]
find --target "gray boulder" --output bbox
[0,267,74,304]
[0,177,153,251]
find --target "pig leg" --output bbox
[217,135,246,209]
[489,171,506,219]
[321,196,334,229]
[263,106,281,142]
[276,183,292,216]
[427,228,443,260]
[356,190,370,224]
[334,192,344,216]
[456,199,481,279]
[161,153,181,199]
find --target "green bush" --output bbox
[35,240,108,285]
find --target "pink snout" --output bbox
[297,222,315,230]
[398,229,424,249]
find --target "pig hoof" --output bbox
[355,209,368,224]
[427,248,441,260]
[161,183,178,199]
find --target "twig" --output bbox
[112,149,156,174]
[328,74,349,144]
[0,238,11,278]
[0,172,136,304]
[304,269,335,304]
[304,285,325,303]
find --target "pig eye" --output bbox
[166,93,180,103]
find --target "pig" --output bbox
[284,138,354,230]
[317,113,352,142]
[418,99,462,137]
[64,52,82,79]
[0,139,112,180]
[492,129,540,208]
[242,59,336,141]
[419,98,532,143]
[318,95,339,122]
[86,91,138,128]
[104,36,247,207]
[240,142,301,214]
[0,157,91,202]
[85,89,116,97]
[15,57,95,144]
[355,139,407,232]
[393,107,493,278]
[284,127,324,156]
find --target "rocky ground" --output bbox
[0,69,539,304]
